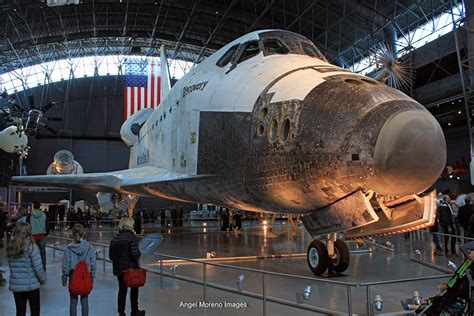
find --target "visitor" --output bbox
[160,209,165,228]
[109,217,145,316]
[0,206,6,284]
[0,207,6,248]
[27,202,50,270]
[67,208,75,229]
[76,208,83,226]
[430,213,443,256]
[165,208,171,227]
[58,206,65,228]
[177,207,184,227]
[62,224,96,316]
[171,207,178,227]
[7,222,47,316]
[450,199,462,243]
[16,208,28,223]
[458,195,474,242]
[133,210,142,235]
[438,196,459,257]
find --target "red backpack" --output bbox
[68,246,93,296]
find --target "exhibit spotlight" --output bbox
[385,241,394,250]
[237,274,244,291]
[170,264,179,276]
[414,249,423,260]
[302,285,312,301]
[448,260,458,271]
[373,294,383,311]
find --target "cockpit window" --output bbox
[237,41,260,64]
[263,40,289,55]
[302,42,318,58]
[259,30,329,62]
[216,44,239,67]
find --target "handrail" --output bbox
[146,267,344,315]
[359,274,450,286]
[151,253,451,287]
[46,235,451,287]
[151,252,358,286]
[46,233,458,315]
[47,235,109,247]
[409,228,474,241]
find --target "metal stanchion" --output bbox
[53,242,56,258]
[442,233,446,256]
[160,256,163,290]
[262,272,267,316]
[203,263,207,302]
[366,285,371,316]
[102,245,106,273]
[347,285,352,315]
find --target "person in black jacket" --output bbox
[109,217,144,316]
[458,195,474,241]
[133,211,142,235]
[0,208,6,248]
[438,196,460,257]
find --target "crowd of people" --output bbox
[2,194,474,314]
[0,201,145,316]
[431,194,474,256]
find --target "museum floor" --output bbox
[0,221,464,315]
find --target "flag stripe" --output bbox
[124,86,128,119]
[124,58,161,120]
[134,87,139,114]
[150,63,155,108]
[130,87,135,116]
[158,76,161,105]
[147,63,152,108]
[155,65,159,106]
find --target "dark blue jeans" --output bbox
[35,238,46,271]
[433,232,442,251]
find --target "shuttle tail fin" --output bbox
[160,44,171,102]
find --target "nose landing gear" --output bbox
[307,234,350,275]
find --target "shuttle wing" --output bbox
[12,166,207,194]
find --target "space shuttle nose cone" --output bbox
[367,110,446,196]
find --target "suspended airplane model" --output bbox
[13,30,446,275]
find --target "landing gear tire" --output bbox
[307,240,329,275]
[332,239,350,273]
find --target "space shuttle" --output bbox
[13,30,446,275]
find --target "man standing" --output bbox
[438,196,459,257]
[27,201,49,270]
[458,195,474,241]
[133,210,142,234]
[0,207,6,248]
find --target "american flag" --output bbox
[124,58,161,120]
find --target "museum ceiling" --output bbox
[0,0,454,72]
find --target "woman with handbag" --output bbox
[110,217,145,316]
[7,222,47,316]
[62,224,96,316]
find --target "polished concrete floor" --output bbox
[0,222,464,315]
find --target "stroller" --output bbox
[415,259,472,315]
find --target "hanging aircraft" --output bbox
[12,30,446,275]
